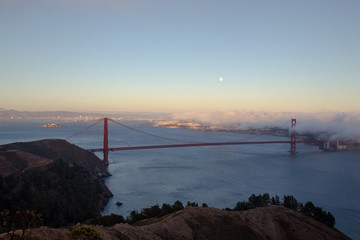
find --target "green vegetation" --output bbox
[86,214,124,227]
[68,226,103,240]
[229,193,335,228]
[0,207,42,240]
[126,200,184,224]
[302,201,335,228]
[0,159,106,227]
[0,158,336,231]
[107,193,334,228]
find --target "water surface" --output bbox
[0,119,359,239]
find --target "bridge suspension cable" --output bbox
[108,118,197,144]
[65,118,103,140]
[64,117,309,165]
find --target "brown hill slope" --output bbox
[0,150,53,176]
[23,206,351,240]
[0,139,110,177]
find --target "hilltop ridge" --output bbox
[0,139,110,177]
[6,206,351,240]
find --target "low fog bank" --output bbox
[171,111,360,141]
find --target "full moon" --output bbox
[219,77,223,82]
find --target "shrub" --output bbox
[233,201,252,211]
[86,214,124,227]
[68,225,103,240]
[186,202,198,207]
[126,210,143,224]
[0,207,42,240]
[126,200,185,224]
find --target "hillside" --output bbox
[0,139,113,227]
[0,150,53,176]
[0,139,110,177]
[10,206,351,240]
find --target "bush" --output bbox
[68,225,103,240]
[232,193,271,211]
[233,201,252,211]
[186,202,198,207]
[0,207,42,240]
[144,205,162,219]
[126,200,185,224]
[126,210,143,224]
[86,214,124,227]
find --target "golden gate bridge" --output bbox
[66,118,320,165]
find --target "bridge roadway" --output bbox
[88,140,318,152]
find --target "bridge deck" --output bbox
[88,140,319,152]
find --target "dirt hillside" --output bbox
[25,206,350,240]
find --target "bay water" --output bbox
[0,119,359,239]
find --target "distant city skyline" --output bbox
[1,0,359,113]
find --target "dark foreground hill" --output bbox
[0,139,110,177]
[0,139,112,227]
[7,206,350,240]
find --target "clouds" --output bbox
[172,110,293,125]
[171,110,360,140]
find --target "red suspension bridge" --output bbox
[66,118,320,165]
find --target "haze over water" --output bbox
[0,119,359,240]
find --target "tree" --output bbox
[282,195,300,210]
[141,205,161,218]
[233,201,251,211]
[247,193,270,208]
[186,202,198,207]
[172,201,184,211]
[324,212,335,228]
[302,201,315,216]
[86,214,125,227]
[126,210,143,224]
[271,195,280,205]
[160,203,172,217]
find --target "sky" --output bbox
[1,0,359,113]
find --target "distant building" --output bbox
[323,141,347,151]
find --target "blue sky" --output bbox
[1,0,359,113]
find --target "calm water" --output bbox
[0,119,359,239]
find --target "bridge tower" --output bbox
[103,118,109,165]
[290,118,296,153]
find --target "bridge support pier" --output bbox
[290,118,296,153]
[103,118,109,165]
